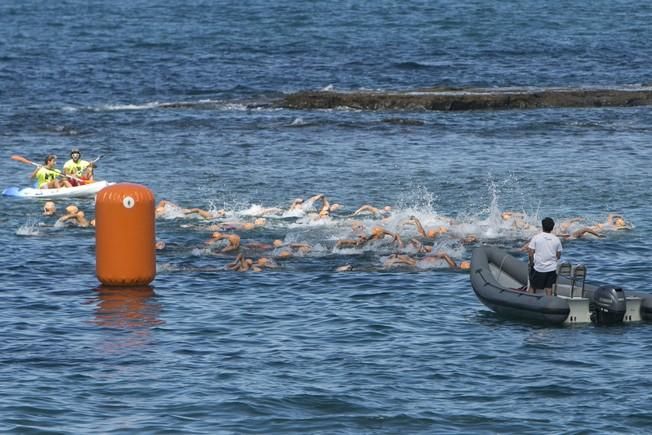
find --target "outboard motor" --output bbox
[590,286,626,325]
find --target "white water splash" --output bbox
[16,219,40,236]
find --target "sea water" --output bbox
[2,1,652,433]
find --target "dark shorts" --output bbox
[530,269,557,290]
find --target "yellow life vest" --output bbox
[63,158,90,177]
[35,167,60,188]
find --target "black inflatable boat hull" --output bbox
[470,246,652,325]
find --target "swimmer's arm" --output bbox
[409,217,426,237]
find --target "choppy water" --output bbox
[2,1,652,433]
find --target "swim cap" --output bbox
[70,148,81,156]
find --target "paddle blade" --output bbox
[10,155,34,165]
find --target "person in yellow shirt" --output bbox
[31,155,72,189]
[63,148,90,186]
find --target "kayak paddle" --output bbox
[10,154,87,184]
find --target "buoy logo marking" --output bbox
[123,196,135,208]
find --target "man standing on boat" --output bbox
[527,217,562,295]
[63,148,90,186]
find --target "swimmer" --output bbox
[600,213,632,230]
[207,232,241,253]
[407,238,433,254]
[207,218,266,232]
[402,216,447,239]
[461,234,478,244]
[226,253,258,272]
[350,220,366,236]
[289,198,305,211]
[246,206,284,217]
[318,198,331,217]
[255,257,279,269]
[556,217,585,234]
[382,252,470,270]
[273,239,312,257]
[56,204,91,228]
[383,253,417,268]
[335,235,368,249]
[368,226,403,248]
[351,204,392,218]
[419,252,471,270]
[42,201,56,216]
[558,227,605,240]
[226,254,273,272]
[305,193,325,206]
[317,195,342,218]
[557,214,631,239]
[500,211,534,230]
[237,218,267,231]
[288,193,325,212]
[329,203,342,213]
[500,211,522,220]
[290,194,335,219]
[184,207,226,219]
[333,221,368,250]
[156,200,225,219]
[155,200,187,219]
[241,240,275,251]
[335,226,401,250]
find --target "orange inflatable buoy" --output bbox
[96,183,156,286]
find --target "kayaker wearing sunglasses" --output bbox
[63,148,91,186]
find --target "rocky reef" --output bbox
[280,87,652,111]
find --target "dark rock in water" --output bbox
[280,87,652,111]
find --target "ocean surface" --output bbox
[2,1,652,433]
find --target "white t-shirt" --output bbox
[528,232,562,273]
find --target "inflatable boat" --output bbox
[2,180,112,199]
[470,245,652,325]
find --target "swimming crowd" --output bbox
[38,186,633,273]
[27,149,632,273]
